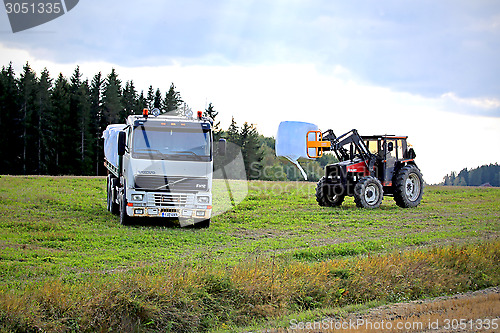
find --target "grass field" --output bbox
[0,176,499,332]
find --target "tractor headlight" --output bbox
[197,196,209,204]
[132,194,144,201]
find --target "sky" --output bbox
[1,0,499,183]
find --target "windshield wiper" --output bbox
[134,148,167,159]
[170,150,203,160]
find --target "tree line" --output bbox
[0,62,188,176]
[442,164,500,187]
[0,62,334,180]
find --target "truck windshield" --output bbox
[132,127,211,161]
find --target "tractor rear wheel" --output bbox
[316,176,345,207]
[394,165,424,208]
[354,176,383,209]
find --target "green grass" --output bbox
[0,176,499,332]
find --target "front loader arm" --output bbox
[307,128,377,175]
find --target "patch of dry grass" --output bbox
[1,241,499,332]
[278,288,500,333]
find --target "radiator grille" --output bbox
[135,176,208,192]
[151,193,189,207]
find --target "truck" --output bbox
[103,108,225,227]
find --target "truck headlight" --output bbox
[132,194,144,201]
[197,196,209,204]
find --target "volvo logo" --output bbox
[138,170,156,174]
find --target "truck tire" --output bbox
[393,165,424,208]
[119,188,131,226]
[107,176,119,215]
[106,175,112,212]
[354,176,383,209]
[316,176,345,207]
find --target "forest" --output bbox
[441,164,500,187]
[0,62,335,180]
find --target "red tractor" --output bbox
[306,129,424,209]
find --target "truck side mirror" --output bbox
[387,142,394,152]
[218,138,226,156]
[118,131,126,156]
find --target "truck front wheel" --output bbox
[119,188,131,226]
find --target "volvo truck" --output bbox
[103,108,224,227]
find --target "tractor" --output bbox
[304,128,424,209]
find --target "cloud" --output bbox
[1,1,499,102]
[440,92,500,116]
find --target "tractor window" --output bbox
[385,140,396,160]
[366,140,379,154]
[396,140,404,160]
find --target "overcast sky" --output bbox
[1,0,499,183]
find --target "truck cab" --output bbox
[104,110,221,227]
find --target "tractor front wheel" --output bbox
[394,165,424,208]
[354,176,383,209]
[316,176,345,207]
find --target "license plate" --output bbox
[161,212,178,218]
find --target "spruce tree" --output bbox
[204,102,221,139]
[78,79,92,175]
[90,72,105,175]
[146,85,154,109]
[154,88,162,109]
[67,66,86,174]
[240,122,263,180]
[121,80,138,121]
[102,68,123,124]
[51,73,70,174]
[137,91,147,114]
[163,83,183,114]
[18,62,38,174]
[35,68,53,175]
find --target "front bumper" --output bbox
[127,206,211,219]
[126,192,212,219]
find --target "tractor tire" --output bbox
[394,165,424,208]
[354,176,383,209]
[108,177,119,215]
[316,176,345,207]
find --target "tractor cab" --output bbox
[362,135,416,189]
